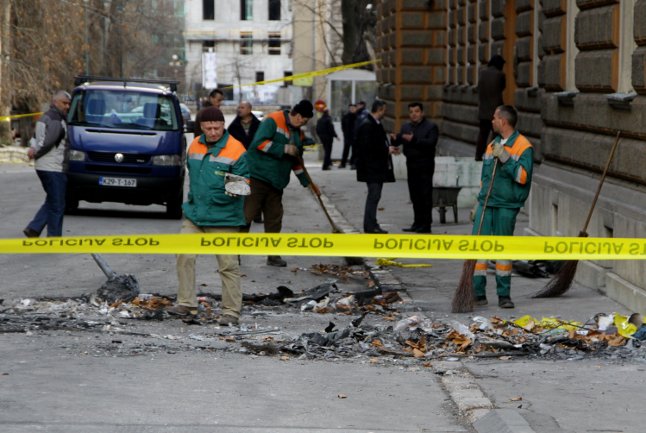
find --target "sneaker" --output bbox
[22,227,40,238]
[218,314,239,326]
[475,296,488,306]
[166,304,197,317]
[498,296,515,309]
[267,255,287,267]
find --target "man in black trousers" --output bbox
[391,102,439,233]
[340,103,356,168]
[355,100,396,234]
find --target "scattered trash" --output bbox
[376,258,432,268]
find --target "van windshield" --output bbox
[68,89,179,131]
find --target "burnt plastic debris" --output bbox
[92,254,139,303]
[513,260,562,278]
[284,282,337,304]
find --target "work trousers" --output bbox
[244,178,284,233]
[363,181,384,232]
[471,205,519,297]
[341,136,354,167]
[475,119,493,161]
[321,137,333,169]
[176,219,242,318]
[407,162,434,231]
[27,170,67,237]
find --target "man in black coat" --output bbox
[391,102,439,233]
[228,100,260,149]
[340,103,356,168]
[476,55,506,161]
[315,107,338,170]
[355,100,395,234]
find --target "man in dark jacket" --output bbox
[391,102,439,233]
[355,100,395,234]
[340,103,356,168]
[315,106,338,170]
[24,90,71,238]
[476,55,506,161]
[228,100,260,149]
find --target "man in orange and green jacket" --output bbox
[244,100,319,267]
[472,105,534,309]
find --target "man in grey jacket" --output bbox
[24,90,71,237]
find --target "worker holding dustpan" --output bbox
[168,106,249,327]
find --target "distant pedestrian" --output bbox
[391,102,439,234]
[169,106,248,326]
[472,105,533,309]
[228,100,260,149]
[23,90,71,238]
[340,103,357,168]
[244,100,319,267]
[355,100,396,234]
[476,55,506,161]
[315,104,338,170]
[228,100,263,223]
[205,88,225,108]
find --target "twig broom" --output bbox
[452,159,499,313]
[533,131,621,298]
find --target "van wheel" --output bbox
[166,187,183,220]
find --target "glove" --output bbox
[284,144,299,157]
[492,142,510,163]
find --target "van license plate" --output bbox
[99,177,137,187]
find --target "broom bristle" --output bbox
[452,260,476,313]
[532,260,579,298]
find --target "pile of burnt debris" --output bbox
[1,262,645,362]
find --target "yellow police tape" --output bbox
[2,233,646,260]
[0,112,43,122]
[221,59,379,89]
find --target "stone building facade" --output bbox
[376,0,646,312]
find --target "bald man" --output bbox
[228,100,260,149]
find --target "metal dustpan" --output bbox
[91,253,139,303]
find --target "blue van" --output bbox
[66,76,189,218]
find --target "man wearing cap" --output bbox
[244,100,319,267]
[476,55,506,161]
[169,106,249,326]
[314,100,338,170]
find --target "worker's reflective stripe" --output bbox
[211,156,234,165]
[495,260,512,276]
[474,260,488,276]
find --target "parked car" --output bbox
[179,103,191,123]
[65,76,188,218]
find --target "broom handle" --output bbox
[298,158,338,231]
[475,158,499,236]
[581,131,621,234]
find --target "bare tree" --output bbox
[0,0,185,145]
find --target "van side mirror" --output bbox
[185,120,195,133]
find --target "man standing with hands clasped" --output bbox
[391,102,439,234]
[472,105,533,309]
[24,90,71,238]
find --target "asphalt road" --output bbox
[0,161,471,433]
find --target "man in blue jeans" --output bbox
[24,90,71,237]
